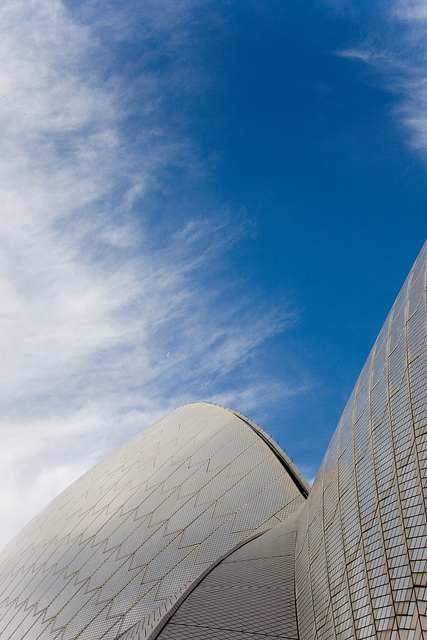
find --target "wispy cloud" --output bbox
[0,0,297,549]
[338,49,384,63]
[338,0,427,158]
[393,0,427,20]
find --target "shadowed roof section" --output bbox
[148,511,302,640]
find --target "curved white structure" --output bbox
[294,241,427,639]
[145,242,427,640]
[0,403,308,640]
[1,242,426,640]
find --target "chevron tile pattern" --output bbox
[0,403,308,640]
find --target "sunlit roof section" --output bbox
[0,402,307,640]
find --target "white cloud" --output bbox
[393,0,427,20]
[338,0,427,159]
[338,49,381,63]
[0,0,295,549]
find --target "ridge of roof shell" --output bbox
[0,401,308,640]
[222,405,310,497]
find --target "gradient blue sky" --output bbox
[0,0,426,548]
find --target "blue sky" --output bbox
[0,0,426,548]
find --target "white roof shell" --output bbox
[0,403,308,640]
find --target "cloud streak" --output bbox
[339,0,427,158]
[0,0,296,548]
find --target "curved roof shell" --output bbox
[129,241,427,640]
[0,402,308,640]
[293,239,427,638]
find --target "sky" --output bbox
[0,0,426,549]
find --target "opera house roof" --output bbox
[0,404,309,640]
[0,241,426,639]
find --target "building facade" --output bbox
[0,242,426,639]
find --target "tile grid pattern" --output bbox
[295,241,427,640]
[114,532,268,640]
[0,404,307,640]
[152,510,302,640]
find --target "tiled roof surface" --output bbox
[0,403,307,640]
